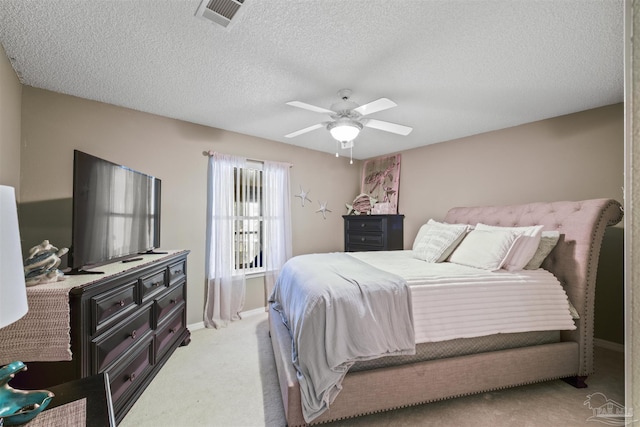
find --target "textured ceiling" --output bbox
[0,0,623,160]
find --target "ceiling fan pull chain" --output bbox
[350,145,353,165]
[335,140,339,157]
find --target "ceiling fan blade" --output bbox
[353,98,397,116]
[364,119,413,136]
[285,123,324,138]
[286,101,335,114]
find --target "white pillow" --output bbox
[448,229,519,271]
[412,219,468,263]
[475,223,544,271]
[524,231,560,270]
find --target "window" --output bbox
[233,162,263,274]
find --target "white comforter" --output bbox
[269,252,415,423]
[350,250,577,342]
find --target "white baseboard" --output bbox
[188,321,205,331]
[187,307,267,332]
[594,338,624,352]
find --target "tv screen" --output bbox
[69,150,161,272]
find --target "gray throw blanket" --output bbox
[269,252,415,422]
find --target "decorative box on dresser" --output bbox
[8,250,191,425]
[343,214,404,252]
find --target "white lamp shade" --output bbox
[0,186,28,328]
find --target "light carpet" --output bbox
[119,312,624,427]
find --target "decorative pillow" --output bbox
[524,231,561,270]
[475,223,544,271]
[568,299,580,320]
[448,229,519,271]
[412,219,469,263]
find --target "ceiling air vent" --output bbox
[196,0,246,28]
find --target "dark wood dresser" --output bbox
[343,214,404,252]
[10,250,191,424]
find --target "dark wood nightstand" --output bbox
[343,214,404,252]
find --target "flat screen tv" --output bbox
[69,150,162,273]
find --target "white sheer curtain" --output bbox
[263,161,293,299]
[204,153,247,329]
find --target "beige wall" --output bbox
[18,87,361,325]
[0,43,22,192]
[398,104,623,231]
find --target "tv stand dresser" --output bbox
[9,250,191,424]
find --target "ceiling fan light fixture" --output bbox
[327,118,362,142]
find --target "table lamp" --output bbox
[0,185,53,425]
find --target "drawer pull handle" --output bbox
[170,299,177,305]
[172,269,182,275]
[130,330,137,339]
[127,373,136,382]
[169,328,176,334]
[153,282,161,287]
[117,300,125,307]
[360,223,366,228]
[361,237,366,242]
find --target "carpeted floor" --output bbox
[119,312,624,427]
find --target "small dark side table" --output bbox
[44,372,115,426]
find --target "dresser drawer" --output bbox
[93,305,153,372]
[140,270,167,301]
[156,282,185,324]
[345,217,384,233]
[155,308,185,362]
[346,232,384,248]
[108,337,154,409]
[168,260,186,285]
[91,280,138,334]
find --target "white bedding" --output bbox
[349,250,577,343]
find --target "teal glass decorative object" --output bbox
[0,361,54,426]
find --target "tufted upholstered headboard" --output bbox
[443,198,623,376]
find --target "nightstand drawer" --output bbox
[93,305,153,372]
[346,232,384,247]
[345,217,384,232]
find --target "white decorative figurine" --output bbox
[23,240,68,286]
[345,193,377,215]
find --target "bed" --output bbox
[268,198,623,426]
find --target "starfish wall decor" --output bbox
[294,186,312,207]
[316,201,332,219]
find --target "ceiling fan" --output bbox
[284,89,413,150]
